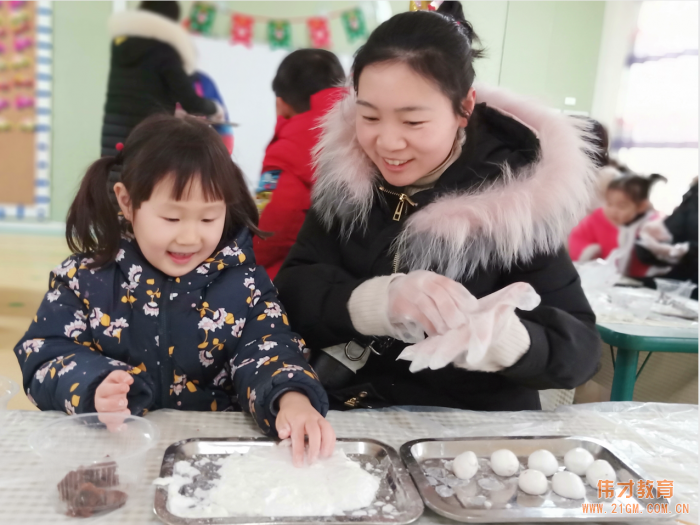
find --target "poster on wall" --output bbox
[0,0,51,220]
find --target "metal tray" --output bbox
[154,437,424,525]
[400,436,676,523]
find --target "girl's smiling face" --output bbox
[115,175,227,277]
[355,61,474,188]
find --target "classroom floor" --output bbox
[0,232,696,411]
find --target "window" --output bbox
[613,1,698,214]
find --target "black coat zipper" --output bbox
[159,279,173,408]
[378,185,417,273]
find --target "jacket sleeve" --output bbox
[275,209,366,350]
[663,194,699,265]
[230,265,329,436]
[497,247,602,390]
[13,259,155,415]
[568,212,597,261]
[253,168,310,278]
[157,45,217,116]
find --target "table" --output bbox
[597,323,698,401]
[583,285,698,401]
[0,403,696,525]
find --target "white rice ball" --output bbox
[527,449,559,477]
[585,459,617,490]
[564,448,595,475]
[490,449,520,477]
[552,471,586,499]
[518,469,548,495]
[452,451,479,481]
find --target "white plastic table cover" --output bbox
[0,403,696,525]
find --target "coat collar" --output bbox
[115,228,255,290]
[108,10,197,74]
[311,83,598,279]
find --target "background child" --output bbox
[15,115,333,465]
[569,173,666,278]
[253,49,345,279]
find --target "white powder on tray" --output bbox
[156,443,381,518]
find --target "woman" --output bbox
[276,3,601,411]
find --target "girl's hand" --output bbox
[95,370,133,431]
[276,391,336,467]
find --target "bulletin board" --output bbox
[0,0,51,220]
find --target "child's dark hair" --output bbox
[352,1,485,118]
[66,114,262,267]
[272,49,345,114]
[139,1,180,22]
[607,173,667,204]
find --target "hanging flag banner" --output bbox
[307,17,331,48]
[341,8,366,43]
[188,2,216,35]
[267,19,291,49]
[231,13,254,47]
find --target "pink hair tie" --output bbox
[115,142,124,152]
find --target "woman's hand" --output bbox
[276,391,336,467]
[95,370,133,431]
[387,270,478,341]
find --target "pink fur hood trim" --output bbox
[311,83,598,279]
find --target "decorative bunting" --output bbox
[231,13,254,47]
[267,20,291,50]
[341,8,366,43]
[307,17,331,49]
[188,2,216,35]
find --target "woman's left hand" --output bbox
[276,391,336,467]
[398,282,540,372]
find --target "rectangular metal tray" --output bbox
[154,437,424,525]
[399,436,676,523]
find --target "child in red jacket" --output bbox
[569,172,666,277]
[254,50,345,279]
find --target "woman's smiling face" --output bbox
[355,61,473,187]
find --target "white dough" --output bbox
[564,448,594,475]
[162,445,380,518]
[490,449,520,477]
[552,471,586,499]
[452,451,479,480]
[585,460,617,490]
[518,469,548,495]
[527,450,559,477]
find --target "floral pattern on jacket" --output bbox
[14,228,328,435]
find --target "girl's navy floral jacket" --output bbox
[14,228,329,435]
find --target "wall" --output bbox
[43,1,605,224]
[500,1,605,113]
[51,1,111,222]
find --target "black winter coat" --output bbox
[276,85,602,411]
[637,182,699,297]
[101,11,216,157]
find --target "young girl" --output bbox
[275,3,601,411]
[569,173,666,278]
[14,115,333,465]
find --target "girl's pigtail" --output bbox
[66,157,122,267]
